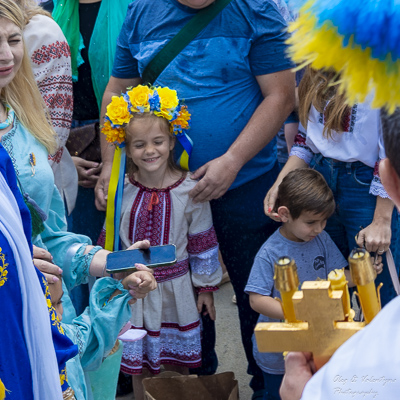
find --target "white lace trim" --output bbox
[370,178,390,199]
[290,147,313,165]
[121,323,201,374]
[189,246,220,275]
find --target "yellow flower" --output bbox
[127,85,153,113]
[156,87,179,120]
[102,120,126,144]
[173,106,191,131]
[106,96,131,126]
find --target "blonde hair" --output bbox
[15,0,52,24]
[298,66,351,139]
[0,0,57,154]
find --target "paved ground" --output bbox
[117,281,253,399]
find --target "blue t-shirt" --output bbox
[112,0,294,189]
[245,228,348,374]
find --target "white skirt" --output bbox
[121,271,202,374]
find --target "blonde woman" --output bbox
[264,66,397,307]
[0,0,154,326]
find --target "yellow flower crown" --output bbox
[102,85,191,146]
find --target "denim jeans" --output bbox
[310,155,398,306]
[262,372,283,400]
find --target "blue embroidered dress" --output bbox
[0,143,77,399]
[1,118,102,323]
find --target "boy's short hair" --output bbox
[276,168,335,220]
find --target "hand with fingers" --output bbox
[356,222,391,255]
[72,156,102,188]
[189,153,240,203]
[280,352,316,400]
[197,291,216,320]
[264,182,282,222]
[121,263,157,305]
[32,245,63,284]
[95,162,112,211]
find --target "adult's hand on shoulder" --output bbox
[264,183,281,222]
[33,245,63,283]
[189,153,240,203]
[280,352,316,400]
[95,161,112,211]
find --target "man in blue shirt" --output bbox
[95,1,295,397]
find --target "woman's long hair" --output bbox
[0,0,57,154]
[298,66,351,139]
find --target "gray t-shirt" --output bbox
[245,228,348,374]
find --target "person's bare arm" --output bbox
[95,76,142,210]
[249,292,284,320]
[189,69,295,203]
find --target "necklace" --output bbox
[0,103,15,130]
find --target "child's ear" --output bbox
[125,143,131,158]
[169,136,176,151]
[277,206,291,222]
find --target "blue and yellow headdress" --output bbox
[288,0,400,112]
[102,85,192,251]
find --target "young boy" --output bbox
[48,266,156,400]
[245,169,348,400]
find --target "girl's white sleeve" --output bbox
[185,200,222,291]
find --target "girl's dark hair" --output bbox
[125,113,183,176]
[276,168,335,220]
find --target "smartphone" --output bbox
[106,244,176,273]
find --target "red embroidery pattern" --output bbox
[153,259,189,283]
[121,321,202,374]
[31,41,71,65]
[373,161,380,178]
[294,131,307,146]
[97,228,106,247]
[187,226,218,254]
[341,108,351,132]
[43,93,73,112]
[129,189,170,245]
[127,176,185,246]
[144,320,201,337]
[48,147,63,163]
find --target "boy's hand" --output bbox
[197,291,216,320]
[122,263,157,304]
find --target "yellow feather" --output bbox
[287,5,400,112]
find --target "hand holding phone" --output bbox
[106,244,176,274]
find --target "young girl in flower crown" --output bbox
[100,84,222,399]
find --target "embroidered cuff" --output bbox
[370,177,390,199]
[290,147,313,165]
[189,246,220,276]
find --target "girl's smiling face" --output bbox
[126,115,175,177]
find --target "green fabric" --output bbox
[53,0,132,102]
[89,0,133,109]
[142,0,233,85]
[52,0,84,82]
